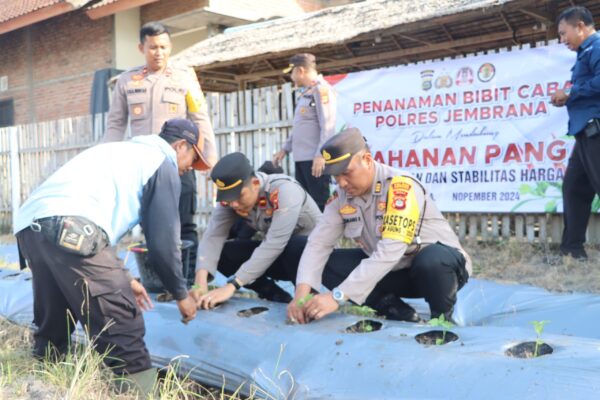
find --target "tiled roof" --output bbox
[0,0,89,23]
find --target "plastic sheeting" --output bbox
[1,265,600,399]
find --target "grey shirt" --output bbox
[197,172,322,285]
[283,75,337,161]
[296,161,472,305]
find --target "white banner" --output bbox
[329,44,580,213]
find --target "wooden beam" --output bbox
[234,27,543,82]
[499,11,519,45]
[263,59,276,70]
[390,35,403,49]
[518,7,553,24]
[395,33,433,46]
[441,24,454,41]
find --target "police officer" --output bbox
[104,21,217,282]
[287,128,472,324]
[14,118,202,396]
[550,6,600,260]
[273,53,336,211]
[191,152,322,308]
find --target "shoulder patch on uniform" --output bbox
[381,176,420,243]
[319,87,329,104]
[269,190,279,210]
[326,190,339,205]
[339,204,357,215]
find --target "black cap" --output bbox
[257,160,283,175]
[283,53,316,73]
[159,118,206,171]
[321,127,367,176]
[210,152,254,202]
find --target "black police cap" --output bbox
[210,152,253,202]
[321,127,367,176]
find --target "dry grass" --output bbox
[0,318,261,399]
[465,241,600,294]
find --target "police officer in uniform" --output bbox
[191,152,322,308]
[287,128,472,324]
[104,21,217,282]
[14,119,202,396]
[273,53,336,211]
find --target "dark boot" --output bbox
[246,277,292,303]
[430,308,457,325]
[371,294,422,323]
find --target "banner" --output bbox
[330,44,579,213]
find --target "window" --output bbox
[0,99,14,128]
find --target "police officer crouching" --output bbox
[288,128,472,324]
[191,152,322,308]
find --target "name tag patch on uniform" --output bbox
[382,176,420,243]
[339,204,357,215]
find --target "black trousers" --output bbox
[561,132,600,256]
[216,236,307,287]
[321,243,468,314]
[180,170,198,283]
[16,228,151,375]
[295,161,330,211]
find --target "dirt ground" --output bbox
[1,234,600,294]
[463,241,600,294]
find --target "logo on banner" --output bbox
[455,67,474,86]
[435,72,453,89]
[420,69,434,91]
[477,63,496,82]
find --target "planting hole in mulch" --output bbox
[345,319,382,333]
[237,307,269,318]
[505,341,553,358]
[415,330,459,345]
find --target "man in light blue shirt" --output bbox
[15,118,201,396]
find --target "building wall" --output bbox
[0,11,113,124]
[141,0,209,23]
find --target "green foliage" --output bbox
[429,314,454,345]
[513,182,562,212]
[531,320,550,358]
[342,305,377,317]
[359,321,373,332]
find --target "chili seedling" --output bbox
[429,314,454,345]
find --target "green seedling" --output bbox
[342,305,377,317]
[531,320,549,357]
[296,294,314,307]
[359,320,374,332]
[429,314,454,345]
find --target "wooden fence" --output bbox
[1,82,600,243]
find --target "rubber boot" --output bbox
[114,368,157,399]
[371,293,422,323]
[245,277,292,303]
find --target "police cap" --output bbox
[321,127,368,176]
[282,53,316,73]
[210,152,254,202]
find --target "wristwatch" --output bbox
[332,287,346,305]
[227,276,242,290]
